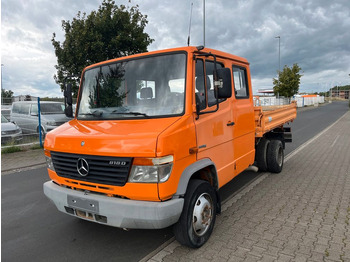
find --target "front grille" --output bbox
[51,151,133,186]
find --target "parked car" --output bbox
[1,114,22,145]
[10,101,71,136]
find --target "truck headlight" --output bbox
[129,155,173,183]
[44,150,55,171]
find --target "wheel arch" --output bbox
[37,124,47,134]
[175,159,219,197]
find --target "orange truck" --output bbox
[43,46,296,248]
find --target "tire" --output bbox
[267,139,284,173]
[173,179,217,248]
[255,138,270,172]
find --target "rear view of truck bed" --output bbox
[254,101,297,137]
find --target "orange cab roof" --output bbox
[85,46,249,70]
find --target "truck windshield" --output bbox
[77,53,186,120]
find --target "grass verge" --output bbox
[1,146,22,154]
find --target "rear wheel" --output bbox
[173,179,217,248]
[256,138,270,172]
[267,139,284,173]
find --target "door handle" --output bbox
[227,121,235,126]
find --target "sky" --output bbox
[1,0,350,98]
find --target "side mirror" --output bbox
[65,105,73,118]
[64,83,73,106]
[215,68,232,99]
[64,83,73,117]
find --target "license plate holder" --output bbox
[67,195,99,213]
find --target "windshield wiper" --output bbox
[110,111,149,117]
[79,110,103,117]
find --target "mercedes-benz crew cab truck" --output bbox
[44,46,296,248]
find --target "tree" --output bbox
[24,95,32,101]
[1,88,13,99]
[1,88,13,104]
[273,64,303,97]
[52,0,154,97]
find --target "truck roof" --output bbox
[85,46,249,71]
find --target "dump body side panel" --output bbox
[254,101,297,137]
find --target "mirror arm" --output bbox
[196,99,219,119]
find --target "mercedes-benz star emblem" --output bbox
[77,158,89,177]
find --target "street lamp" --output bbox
[203,0,206,47]
[275,36,280,99]
[1,64,3,88]
[1,64,4,105]
[275,36,281,75]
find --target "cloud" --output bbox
[1,0,350,97]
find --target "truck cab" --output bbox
[44,46,294,248]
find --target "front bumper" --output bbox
[43,181,184,229]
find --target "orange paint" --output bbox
[45,46,296,202]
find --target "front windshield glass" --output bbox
[77,53,186,120]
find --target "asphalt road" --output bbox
[2,101,348,262]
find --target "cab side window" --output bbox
[195,59,206,110]
[205,61,224,107]
[195,59,225,110]
[232,66,249,98]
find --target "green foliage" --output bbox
[330,85,350,91]
[273,64,303,97]
[1,88,13,98]
[52,0,154,97]
[2,145,21,154]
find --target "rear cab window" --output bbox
[232,66,249,99]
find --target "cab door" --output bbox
[194,59,235,188]
[231,65,255,175]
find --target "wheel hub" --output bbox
[192,193,213,236]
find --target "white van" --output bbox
[10,101,71,136]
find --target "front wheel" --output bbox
[173,179,217,248]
